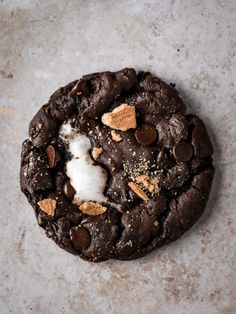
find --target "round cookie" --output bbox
[20,68,214,262]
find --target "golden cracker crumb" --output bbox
[37,199,56,216]
[80,201,107,216]
[111,130,123,142]
[135,175,149,188]
[128,182,149,201]
[101,104,136,131]
[92,147,103,160]
[150,178,159,185]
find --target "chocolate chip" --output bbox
[63,180,76,200]
[70,226,91,250]
[173,141,193,162]
[135,123,157,145]
[46,144,61,169]
[46,145,56,168]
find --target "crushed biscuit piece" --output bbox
[101,104,136,131]
[136,175,148,181]
[148,184,155,193]
[80,201,107,216]
[135,175,149,188]
[135,175,159,194]
[136,175,148,182]
[111,130,122,142]
[128,182,149,201]
[148,178,160,194]
[37,199,56,216]
[92,147,103,160]
[150,178,159,185]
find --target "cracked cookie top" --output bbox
[20,68,214,262]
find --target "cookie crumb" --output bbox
[111,130,122,142]
[102,104,137,131]
[80,201,107,216]
[37,199,56,216]
[92,147,103,160]
[128,182,149,201]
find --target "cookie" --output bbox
[20,68,214,262]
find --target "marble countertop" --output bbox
[0,1,235,313]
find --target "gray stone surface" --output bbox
[0,1,236,313]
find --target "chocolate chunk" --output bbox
[46,145,56,168]
[63,180,76,200]
[135,123,157,145]
[173,141,193,162]
[70,226,91,250]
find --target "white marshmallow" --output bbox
[60,122,107,204]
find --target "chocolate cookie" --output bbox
[20,68,214,262]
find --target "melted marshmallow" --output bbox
[60,122,107,204]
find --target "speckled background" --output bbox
[0,1,236,313]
